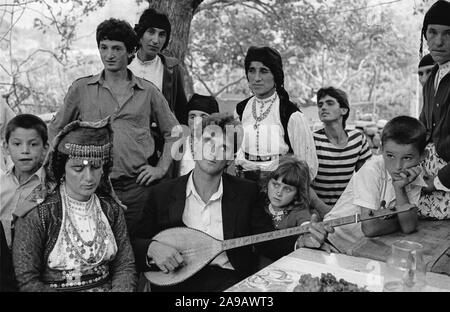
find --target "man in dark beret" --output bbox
[418,53,435,87]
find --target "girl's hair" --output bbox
[260,155,311,211]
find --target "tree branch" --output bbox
[301,63,322,85]
[192,71,215,95]
[17,49,64,69]
[0,3,26,42]
[212,75,245,97]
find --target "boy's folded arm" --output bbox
[392,185,418,233]
[360,207,400,237]
[397,207,418,234]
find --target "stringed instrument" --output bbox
[144,203,416,286]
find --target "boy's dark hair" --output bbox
[381,116,427,154]
[134,8,171,51]
[316,87,350,128]
[96,18,138,64]
[5,114,48,145]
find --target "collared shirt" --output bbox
[324,155,427,254]
[0,166,45,247]
[182,172,234,270]
[435,61,450,91]
[128,54,164,92]
[48,70,179,180]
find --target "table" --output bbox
[349,220,450,275]
[226,248,450,292]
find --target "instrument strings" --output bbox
[179,246,214,257]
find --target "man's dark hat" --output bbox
[418,53,435,68]
[244,46,284,89]
[422,0,450,39]
[187,94,220,115]
[135,8,171,51]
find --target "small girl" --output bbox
[260,155,314,230]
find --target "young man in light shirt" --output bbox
[48,19,180,233]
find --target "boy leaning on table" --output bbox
[323,116,428,254]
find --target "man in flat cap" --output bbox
[418,54,435,87]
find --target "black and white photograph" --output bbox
[0,0,449,305]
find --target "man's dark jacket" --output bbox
[160,54,188,125]
[420,64,450,188]
[131,173,296,279]
[149,54,188,170]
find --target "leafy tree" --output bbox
[182,0,421,122]
[0,0,106,113]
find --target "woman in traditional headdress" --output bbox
[12,118,137,291]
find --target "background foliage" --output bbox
[0,0,433,123]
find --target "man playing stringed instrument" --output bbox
[131,113,332,292]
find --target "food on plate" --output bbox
[293,273,369,292]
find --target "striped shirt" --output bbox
[312,129,372,206]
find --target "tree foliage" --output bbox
[1,0,429,121]
[186,0,422,120]
[0,0,106,113]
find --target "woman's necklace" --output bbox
[62,185,108,266]
[251,93,277,156]
[252,95,276,130]
[268,203,286,222]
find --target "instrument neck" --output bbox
[222,214,358,250]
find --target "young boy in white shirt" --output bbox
[324,116,427,254]
[0,114,48,248]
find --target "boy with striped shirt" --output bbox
[312,87,372,206]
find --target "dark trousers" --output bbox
[111,178,152,235]
[150,266,242,292]
[0,223,17,291]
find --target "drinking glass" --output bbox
[383,240,427,292]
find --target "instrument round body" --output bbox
[143,204,416,287]
[144,227,224,286]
